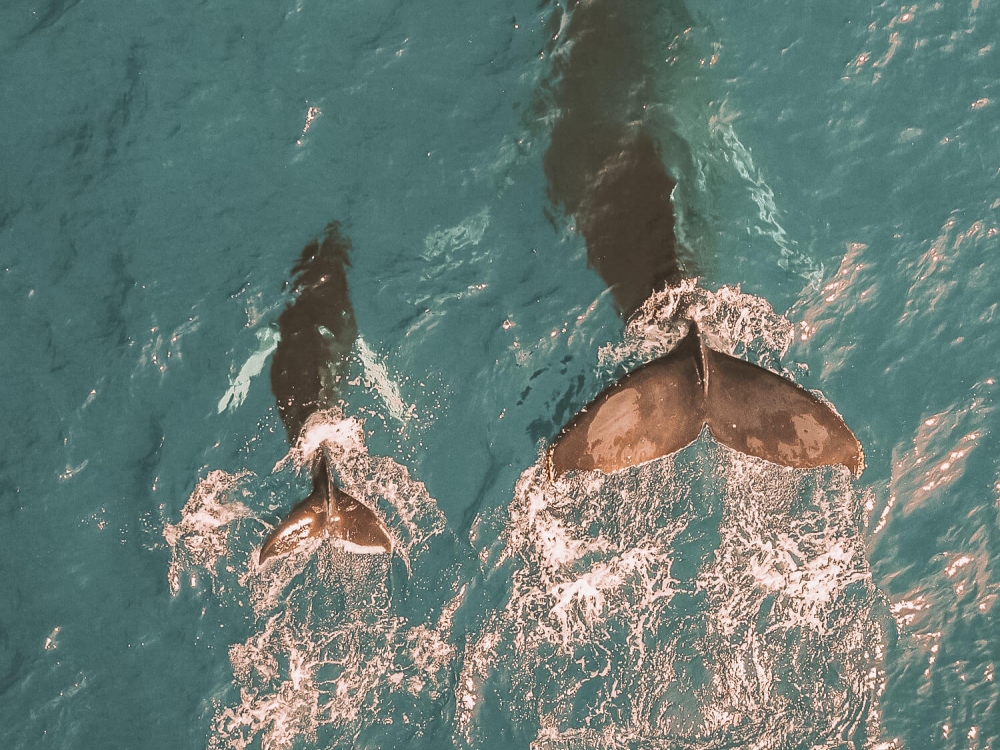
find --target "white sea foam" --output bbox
[163,470,252,596]
[355,335,414,425]
[601,278,794,373]
[167,409,456,749]
[460,452,885,749]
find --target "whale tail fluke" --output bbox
[258,455,393,565]
[548,323,864,479]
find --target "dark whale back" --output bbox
[270,222,357,442]
[544,0,684,318]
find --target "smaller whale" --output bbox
[259,222,392,564]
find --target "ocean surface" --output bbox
[2,0,998,748]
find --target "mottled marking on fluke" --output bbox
[548,324,865,479]
[259,223,392,563]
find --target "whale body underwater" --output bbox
[257,0,863,563]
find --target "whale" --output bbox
[543,0,864,478]
[259,222,392,564]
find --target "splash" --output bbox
[460,452,886,749]
[164,470,252,596]
[166,410,459,749]
[600,279,795,376]
[211,573,462,750]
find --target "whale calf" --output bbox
[259,223,392,564]
[543,0,864,477]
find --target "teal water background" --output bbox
[2,0,999,748]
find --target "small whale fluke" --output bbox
[549,324,864,478]
[259,454,393,564]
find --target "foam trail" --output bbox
[166,411,460,749]
[163,470,252,595]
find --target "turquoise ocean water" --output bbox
[2,0,999,747]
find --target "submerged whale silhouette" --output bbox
[544,0,864,478]
[259,223,392,564]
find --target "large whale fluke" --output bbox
[259,222,393,564]
[548,323,864,478]
[701,340,864,475]
[259,454,393,564]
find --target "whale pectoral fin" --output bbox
[703,346,865,476]
[548,327,707,477]
[328,487,394,555]
[259,483,329,564]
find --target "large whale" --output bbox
[259,223,392,563]
[543,0,864,477]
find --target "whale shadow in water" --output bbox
[259,223,393,564]
[543,0,864,478]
